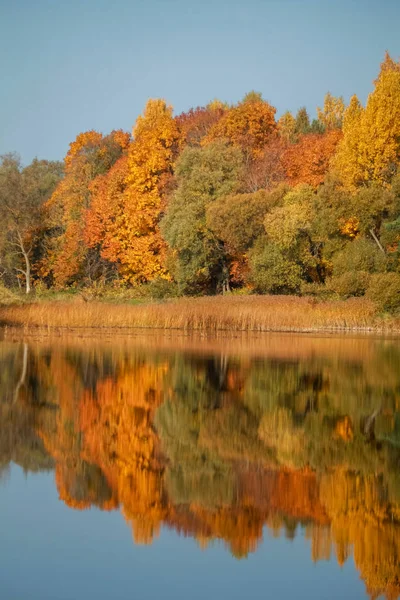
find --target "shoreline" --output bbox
[2,323,400,337]
[2,327,399,363]
[1,294,399,338]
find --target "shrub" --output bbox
[135,278,181,300]
[0,283,20,305]
[332,238,386,276]
[327,271,371,298]
[300,282,335,300]
[366,273,400,312]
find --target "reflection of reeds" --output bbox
[0,295,398,333]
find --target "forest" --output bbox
[1,53,400,314]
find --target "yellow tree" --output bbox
[278,111,296,142]
[334,53,400,188]
[317,92,345,131]
[115,99,180,283]
[332,95,364,188]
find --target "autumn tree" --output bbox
[161,141,243,293]
[175,104,226,149]
[283,130,342,187]
[86,100,180,285]
[242,137,288,192]
[116,99,179,284]
[45,130,130,287]
[203,93,277,158]
[317,92,345,131]
[278,111,296,142]
[334,53,400,188]
[84,155,129,279]
[0,154,63,293]
[331,94,363,189]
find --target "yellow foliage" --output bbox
[339,216,360,238]
[65,131,103,169]
[278,111,296,141]
[334,54,400,188]
[333,416,354,441]
[119,99,180,283]
[317,92,345,131]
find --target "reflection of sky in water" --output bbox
[0,464,365,600]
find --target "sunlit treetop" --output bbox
[203,94,277,157]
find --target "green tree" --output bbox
[248,237,302,293]
[294,107,311,135]
[161,141,243,294]
[0,154,63,293]
[263,185,322,282]
[206,186,288,255]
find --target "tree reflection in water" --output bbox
[1,335,400,599]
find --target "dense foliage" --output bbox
[1,54,400,311]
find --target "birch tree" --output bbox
[0,154,62,293]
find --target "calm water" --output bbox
[0,332,399,600]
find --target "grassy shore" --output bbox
[0,294,399,334]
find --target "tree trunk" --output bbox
[13,343,28,405]
[221,266,230,295]
[23,248,31,294]
[16,230,31,294]
[369,228,385,255]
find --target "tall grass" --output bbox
[0,294,398,333]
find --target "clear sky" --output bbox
[1,0,399,165]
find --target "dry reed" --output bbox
[0,294,399,334]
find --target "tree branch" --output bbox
[369,228,386,255]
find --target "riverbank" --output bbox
[0,294,399,334]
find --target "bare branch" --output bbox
[369,228,386,255]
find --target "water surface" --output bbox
[0,332,399,599]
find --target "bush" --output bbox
[300,282,335,300]
[332,238,386,276]
[0,283,21,305]
[366,273,400,312]
[139,278,181,300]
[327,271,371,298]
[248,238,302,294]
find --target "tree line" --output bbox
[1,53,399,309]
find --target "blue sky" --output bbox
[1,0,399,164]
